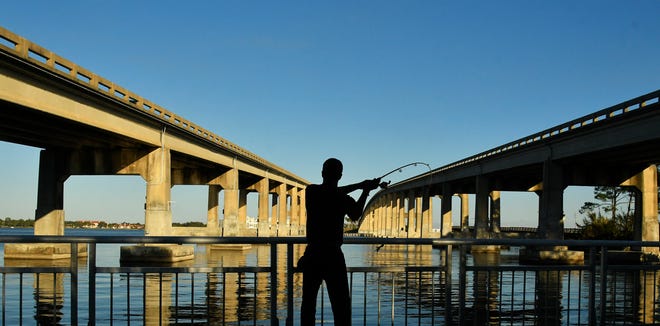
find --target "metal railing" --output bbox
[2,236,660,325]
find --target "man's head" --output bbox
[322,158,343,184]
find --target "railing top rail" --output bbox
[0,26,308,186]
[396,89,660,186]
[1,235,659,249]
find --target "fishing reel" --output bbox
[379,181,390,189]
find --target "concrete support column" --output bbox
[459,194,469,233]
[538,160,565,240]
[415,196,422,236]
[277,184,287,235]
[624,165,659,255]
[490,190,501,234]
[474,175,490,239]
[255,178,269,236]
[406,192,415,237]
[375,197,383,236]
[144,147,172,236]
[381,197,388,236]
[207,185,221,230]
[299,188,306,229]
[220,168,239,236]
[441,185,453,237]
[270,189,279,231]
[398,193,407,237]
[289,187,299,235]
[420,190,431,237]
[385,194,394,237]
[34,149,68,236]
[364,207,372,235]
[239,189,248,234]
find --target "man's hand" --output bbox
[360,178,381,191]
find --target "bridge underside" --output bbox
[1,31,309,261]
[360,91,660,260]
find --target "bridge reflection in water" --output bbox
[2,237,660,325]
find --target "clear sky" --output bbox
[1,1,659,227]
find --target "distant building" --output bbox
[246,216,258,229]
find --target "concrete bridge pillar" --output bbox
[5,149,90,260]
[374,197,382,236]
[34,149,68,236]
[415,196,423,237]
[220,168,240,236]
[407,191,416,237]
[420,189,432,237]
[474,176,490,239]
[538,160,565,240]
[299,187,306,232]
[490,191,501,234]
[254,178,270,236]
[520,160,583,264]
[271,184,284,235]
[386,194,394,237]
[459,194,470,233]
[121,147,194,263]
[474,176,499,252]
[623,164,659,255]
[383,196,389,236]
[397,192,407,237]
[360,207,376,234]
[289,187,299,235]
[277,184,287,235]
[441,185,453,237]
[372,204,380,235]
[239,190,249,235]
[144,147,172,236]
[207,185,221,230]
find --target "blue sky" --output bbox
[1,1,659,227]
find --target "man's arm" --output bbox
[346,178,380,221]
[339,178,382,194]
[338,182,363,194]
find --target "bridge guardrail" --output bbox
[399,89,660,186]
[0,26,305,184]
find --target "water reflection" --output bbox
[4,258,73,325]
[471,252,501,325]
[535,270,563,325]
[6,242,660,324]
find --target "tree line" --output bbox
[0,217,207,229]
[577,183,660,240]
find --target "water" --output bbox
[0,229,448,325]
[0,229,657,325]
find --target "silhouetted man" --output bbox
[300,158,380,326]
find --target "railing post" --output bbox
[599,246,607,326]
[70,242,78,326]
[88,243,96,326]
[444,244,453,323]
[588,246,596,326]
[271,242,279,326]
[458,244,467,324]
[286,243,294,326]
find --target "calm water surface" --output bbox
[0,229,652,325]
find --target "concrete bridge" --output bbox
[360,89,660,257]
[0,27,309,259]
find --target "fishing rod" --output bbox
[378,161,431,189]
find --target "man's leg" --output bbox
[301,267,323,326]
[324,253,351,326]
